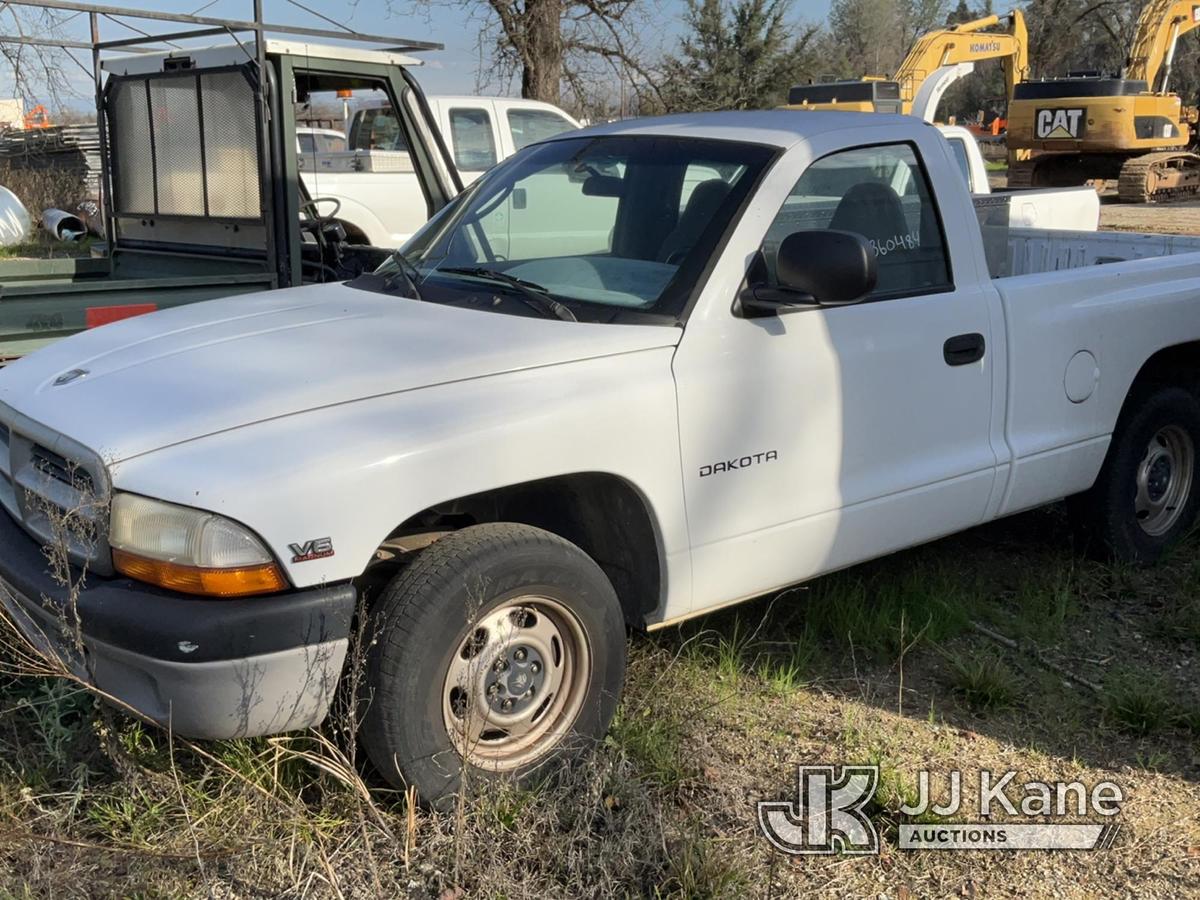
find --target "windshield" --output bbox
[355,134,776,322]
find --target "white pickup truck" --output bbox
[299,96,580,246]
[937,124,1100,230]
[4,112,1200,806]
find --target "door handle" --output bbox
[943,332,985,366]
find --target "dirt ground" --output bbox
[1099,198,1200,234]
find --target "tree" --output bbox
[659,0,819,111]
[0,6,78,113]
[392,0,659,114]
[1023,0,1200,106]
[1024,0,1137,80]
[825,0,968,81]
[828,0,907,78]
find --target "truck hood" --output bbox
[0,283,680,461]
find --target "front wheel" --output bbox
[1071,385,1200,563]
[360,523,626,807]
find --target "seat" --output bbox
[828,181,910,249]
[828,181,924,293]
[657,179,733,264]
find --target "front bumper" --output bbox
[0,508,356,739]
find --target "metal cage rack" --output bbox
[0,0,444,277]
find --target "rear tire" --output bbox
[1070,385,1200,563]
[360,523,626,808]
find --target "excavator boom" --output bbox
[784,10,1028,120]
[893,12,1029,104]
[1125,0,1200,92]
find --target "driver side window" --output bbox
[763,143,952,300]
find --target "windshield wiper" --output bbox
[438,267,578,322]
[384,250,426,301]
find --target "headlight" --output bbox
[110,493,287,597]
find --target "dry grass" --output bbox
[1,504,1198,897]
[0,162,86,225]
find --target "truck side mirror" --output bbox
[778,229,877,306]
[740,229,878,317]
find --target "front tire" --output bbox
[360,523,626,807]
[1071,385,1200,563]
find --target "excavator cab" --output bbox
[786,80,903,114]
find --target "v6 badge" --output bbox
[290,537,335,563]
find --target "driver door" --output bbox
[673,140,999,614]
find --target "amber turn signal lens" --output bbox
[113,549,288,597]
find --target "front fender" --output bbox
[109,349,694,620]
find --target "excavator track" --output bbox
[1117,151,1200,203]
[1006,161,1035,188]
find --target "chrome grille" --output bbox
[0,401,112,575]
[31,445,94,495]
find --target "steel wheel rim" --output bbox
[1134,424,1194,537]
[442,595,591,772]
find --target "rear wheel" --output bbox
[1071,385,1200,562]
[361,523,626,807]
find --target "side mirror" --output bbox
[741,229,877,317]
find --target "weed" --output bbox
[754,638,817,694]
[1104,673,1174,736]
[4,676,95,783]
[0,162,88,227]
[85,789,172,846]
[801,562,977,658]
[946,652,1019,712]
[608,704,689,789]
[1154,595,1200,644]
[1008,567,1077,639]
[655,832,747,899]
[1134,750,1173,772]
[714,618,751,688]
[0,234,95,259]
[1177,707,1200,734]
[868,748,922,815]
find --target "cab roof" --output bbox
[549,109,923,149]
[102,40,422,77]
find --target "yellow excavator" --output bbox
[785,12,1029,122]
[1007,0,1200,201]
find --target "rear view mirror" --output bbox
[582,174,625,198]
[777,229,877,305]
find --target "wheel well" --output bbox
[375,474,663,628]
[1126,342,1200,408]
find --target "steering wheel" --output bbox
[299,196,342,227]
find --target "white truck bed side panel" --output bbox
[994,252,1200,513]
[994,227,1200,278]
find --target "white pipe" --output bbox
[42,208,86,241]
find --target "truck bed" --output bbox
[986,225,1200,279]
[983,224,1200,517]
[0,251,275,360]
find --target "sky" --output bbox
[0,0,836,106]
